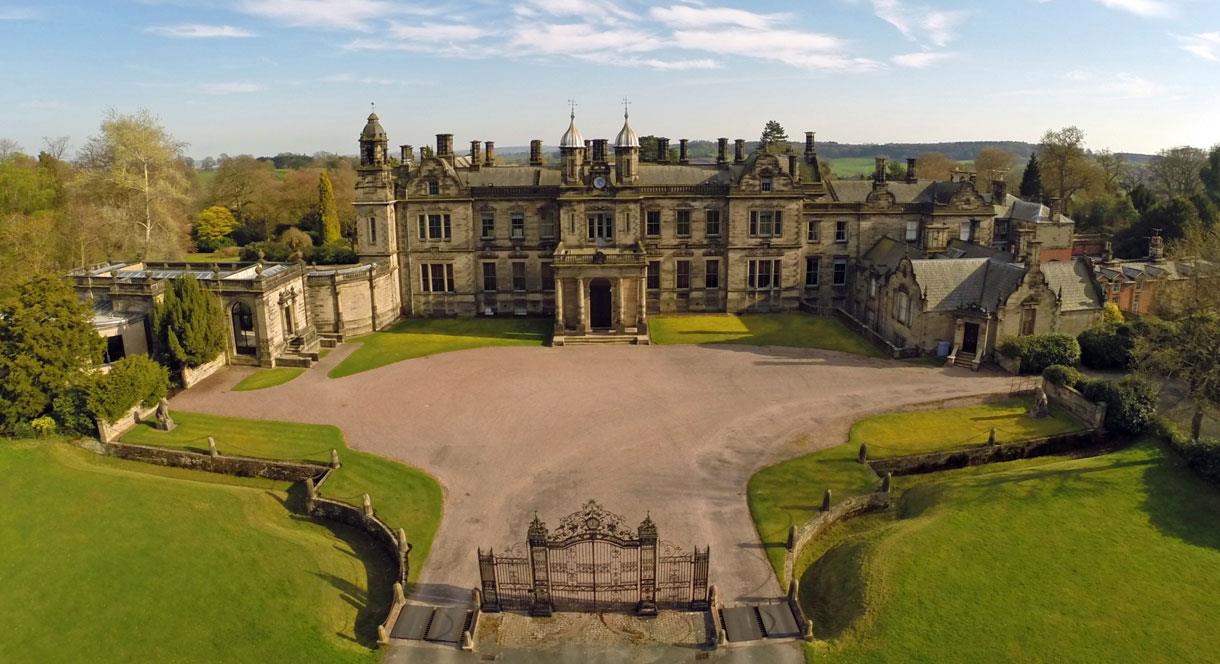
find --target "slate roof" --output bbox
[1095,259,1214,282]
[861,236,917,271]
[464,166,562,187]
[1041,259,1102,311]
[828,180,932,204]
[909,257,1027,313]
[91,300,145,328]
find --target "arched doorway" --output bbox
[231,302,257,356]
[589,279,612,330]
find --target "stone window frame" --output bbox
[539,207,556,240]
[704,208,722,238]
[894,288,912,326]
[417,212,453,242]
[832,257,848,287]
[675,208,693,238]
[804,256,819,288]
[368,216,378,245]
[747,258,782,291]
[510,207,526,241]
[419,262,456,293]
[426,179,440,195]
[541,262,555,292]
[586,209,614,241]
[645,209,662,237]
[481,261,498,292]
[834,221,848,244]
[807,220,820,243]
[749,209,784,238]
[479,208,496,241]
[905,220,919,242]
[647,261,661,290]
[705,259,720,289]
[511,261,527,292]
[675,259,691,290]
[760,169,774,193]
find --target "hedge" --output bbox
[1042,364,1084,388]
[1154,418,1220,486]
[1078,375,1157,435]
[86,356,170,424]
[997,334,1081,375]
[1077,324,1134,370]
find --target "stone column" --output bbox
[616,276,625,332]
[577,277,587,334]
[554,277,565,330]
[637,274,647,325]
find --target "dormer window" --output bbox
[761,176,773,192]
[427,180,440,195]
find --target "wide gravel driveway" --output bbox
[172,343,1014,606]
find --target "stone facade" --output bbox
[352,111,1008,343]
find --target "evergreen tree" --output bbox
[760,120,789,153]
[318,171,342,244]
[1019,153,1044,200]
[0,274,103,431]
[1200,145,1220,206]
[153,274,226,373]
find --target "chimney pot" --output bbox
[679,139,689,164]
[484,141,495,166]
[469,140,481,164]
[875,157,887,183]
[657,137,670,163]
[716,138,728,165]
[592,138,608,164]
[734,139,745,164]
[804,131,815,159]
[529,139,542,165]
[400,145,413,163]
[906,158,917,183]
[436,133,453,157]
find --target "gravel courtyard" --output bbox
[172,343,1014,607]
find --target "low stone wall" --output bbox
[1044,380,1107,430]
[995,352,1022,375]
[182,354,227,388]
[96,403,158,443]
[866,430,1102,477]
[832,308,920,359]
[104,441,328,481]
[782,491,891,586]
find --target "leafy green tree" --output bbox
[153,274,226,373]
[0,274,103,431]
[759,120,789,153]
[1019,153,1043,200]
[318,171,341,244]
[1135,312,1220,440]
[1148,146,1206,199]
[1200,145,1220,205]
[86,355,169,424]
[194,206,238,246]
[1038,126,1095,206]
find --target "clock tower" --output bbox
[355,111,398,262]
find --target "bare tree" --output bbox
[1148,146,1207,199]
[41,136,71,160]
[1038,126,1093,204]
[0,138,22,160]
[1092,149,1128,195]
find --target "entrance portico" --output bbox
[551,246,649,345]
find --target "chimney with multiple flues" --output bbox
[804,132,816,162]
[469,140,481,167]
[874,157,887,184]
[906,158,917,183]
[483,141,495,166]
[717,138,728,165]
[678,139,689,164]
[436,133,454,158]
[400,145,413,164]
[529,139,542,165]
[734,139,745,163]
[592,138,608,164]
[656,137,670,163]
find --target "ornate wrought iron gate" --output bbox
[478,500,710,615]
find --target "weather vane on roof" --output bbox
[370,101,376,113]
[567,98,578,119]
[622,96,631,117]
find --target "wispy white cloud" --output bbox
[509,22,663,55]
[872,0,970,48]
[573,53,720,71]
[198,81,265,95]
[319,73,436,86]
[892,51,954,68]
[1001,70,1167,99]
[23,99,66,110]
[1175,31,1220,61]
[671,27,879,71]
[1093,0,1174,17]
[649,5,789,30]
[0,6,36,20]
[513,0,638,26]
[146,24,256,38]
[237,0,439,31]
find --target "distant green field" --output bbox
[828,157,974,179]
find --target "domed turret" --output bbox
[359,110,388,167]
[361,112,387,142]
[614,110,639,148]
[560,111,584,149]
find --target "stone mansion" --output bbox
[81,107,1183,371]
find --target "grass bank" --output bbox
[330,317,552,378]
[649,313,886,358]
[122,411,443,586]
[0,441,385,663]
[231,367,305,391]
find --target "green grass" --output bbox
[182,253,240,264]
[850,397,1082,458]
[648,313,887,358]
[0,440,385,663]
[748,397,1083,580]
[828,157,975,179]
[232,367,305,391]
[121,411,443,587]
[329,317,552,378]
[801,440,1220,662]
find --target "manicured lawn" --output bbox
[122,411,444,587]
[850,397,1082,458]
[748,397,1083,580]
[0,441,385,663]
[330,317,552,378]
[232,367,305,391]
[649,313,886,358]
[801,440,1220,662]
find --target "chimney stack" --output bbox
[874,157,887,183]
[1048,197,1062,221]
[529,139,542,165]
[436,133,453,157]
[1149,230,1165,262]
[804,131,816,162]
[483,141,495,166]
[592,138,608,164]
[734,139,745,163]
[400,145,413,164]
[906,158,917,183]
[584,139,592,155]
[469,140,481,166]
[657,137,670,163]
[679,139,689,164]
[992,178,1007,202]
[716,138,728,165]
[1027,240,1043,266]
[788,154,798,181]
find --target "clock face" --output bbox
[593,175,607,189]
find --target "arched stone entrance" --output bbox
[589,279,612,330]
[231,302,257,356]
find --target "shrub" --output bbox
[240,240,291,262]
[194,236,235,253]
[1154,418,1220,486]
[1103,301,1125,324]
[86,356,169,424]
[52,380,99,437]
[30,416,56,437]
[997,334,1080,374]
[312,240,357,265]
[1079,375,1157,435]
[1078,324,1134,370]
[1042,364,1083,388]
[153,275,227,372]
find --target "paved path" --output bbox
[173,343,1014,609]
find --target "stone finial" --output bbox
[804,620,814,640]
[472,587,483,607]
[362,493,373,518]
[330,449,340,469]
[208,436,218,458]
[305,476,317,500]
[786,525,797,551]
[718,628,728,645]
[461,629,474,651]
[822,489,832,512]
[708,584,719,609]
[788,579,799,601]
[393,582,406,604]
[377,625,389,645]
[858,443,869,463]
[881,472,892,494]
[987,427,997,446]
[1030,387,1050,419]
[397,528,408,553]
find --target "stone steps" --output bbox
[561,333,649,346]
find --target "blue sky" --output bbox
[1,0,1218,159]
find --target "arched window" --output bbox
[231,302,256,356]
